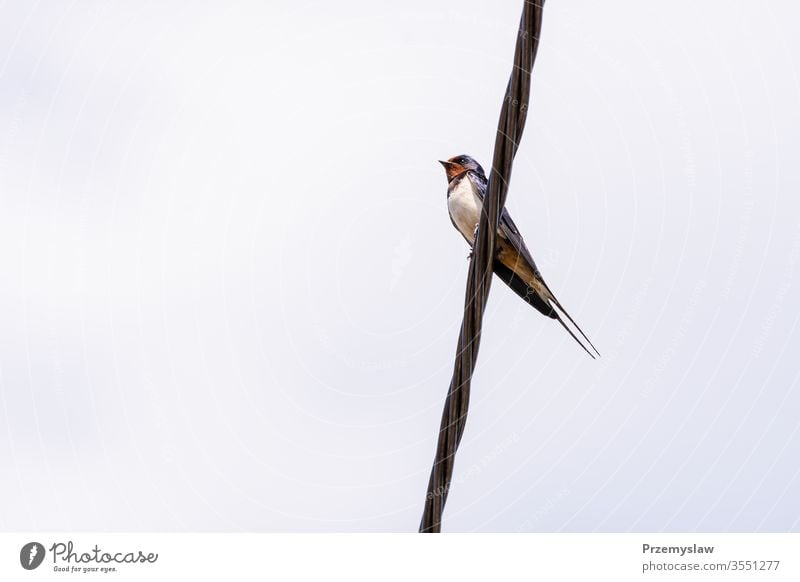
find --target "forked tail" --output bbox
[545,286,600,359]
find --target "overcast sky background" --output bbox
[1,0,799,532]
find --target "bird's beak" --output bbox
[439,160,463,180]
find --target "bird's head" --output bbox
[438,155,485,182]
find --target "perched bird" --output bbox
[439,154,599,358]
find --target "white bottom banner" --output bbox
[1,533,797,581]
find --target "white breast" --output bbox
[447,176,483,243]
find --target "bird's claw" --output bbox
[467,223,480,260]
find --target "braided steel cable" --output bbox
[419,0,546,533]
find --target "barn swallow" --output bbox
[439,154,599,358]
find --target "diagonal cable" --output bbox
[419,0,546,533]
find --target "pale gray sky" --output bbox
[1,0,799,532]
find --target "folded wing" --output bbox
[467,172,600,358]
